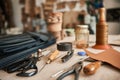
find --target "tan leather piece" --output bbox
[84,48,120,69]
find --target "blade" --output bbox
[39,63,47,72]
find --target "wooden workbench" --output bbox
[0,35,120,80]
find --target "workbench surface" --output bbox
[0,35,120,80]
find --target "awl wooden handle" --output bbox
[83,61,101,75]
[47,50,59,64]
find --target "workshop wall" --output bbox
[11,0,23,27]
[10,0,120,34]
[104,0,120,34]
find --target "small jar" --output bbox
[75,25,89,48]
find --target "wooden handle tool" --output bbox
[47,50,59,64]
[83,61,102,75]
[39,50,59,72]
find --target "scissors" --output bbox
[57,61,83,80]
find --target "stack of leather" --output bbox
[47,12,63,41]
[0,32,56,69]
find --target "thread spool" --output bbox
[92,8,111,50]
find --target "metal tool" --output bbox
[61,50,74,63]
[39,50,59,72]
[36,49,51,60]
[84,57,97,62]
[57,61,83,80]
[51,70,65,78]
[83,61,102,75]
[5,57,38,77]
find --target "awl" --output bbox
[39,50,59,72]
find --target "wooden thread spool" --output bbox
[92,8,111,50]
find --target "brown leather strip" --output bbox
[84,48,120,69]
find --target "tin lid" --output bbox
[76,25,88,28]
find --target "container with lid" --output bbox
[75,25,89,48]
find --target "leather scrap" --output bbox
[84,48,120,69]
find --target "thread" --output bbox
[93,8,111,50]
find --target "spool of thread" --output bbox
[92,7,111,50]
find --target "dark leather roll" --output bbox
[57,42,72,51]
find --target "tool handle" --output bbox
[57,69,74,80]
[83,61,101,75]
[75,72,79,80]
[61,50,74,63]
[47,50,59,64]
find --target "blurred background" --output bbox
[0,0,120,35]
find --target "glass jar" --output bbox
[75,25,89,48]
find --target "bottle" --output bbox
[75,25,89,48]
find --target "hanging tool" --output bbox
[83,61,102,75]
[61,50,74,63]
[57,61,83,80]
[39,50,59,72]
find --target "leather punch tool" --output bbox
[57,61,83,80]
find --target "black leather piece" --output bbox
[0,34,30,42]
[0,39,36,49]
[0,32,56,69]
[0,37,33,45]
[57,42,72,51]
[27,32,49,42]
[3,42,40,53]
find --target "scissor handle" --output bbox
[57,69,74,80]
